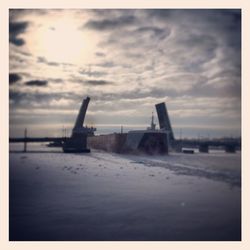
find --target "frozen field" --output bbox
[9,144,241,241]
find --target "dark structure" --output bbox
[10,97,240,154]
[122,111,169,154]
[9,96,95,153]
[88,110,169,155]
[155,102,174,141]
[88,133,127,153]
[154,102,240,153]
[125,130,169,155]
[62,96,92,153]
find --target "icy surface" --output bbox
[9,145,241,241]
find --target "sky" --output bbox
[9,9,241,138]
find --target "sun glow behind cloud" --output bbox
[27,15,98,65]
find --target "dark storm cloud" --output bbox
[97,27,171,58]
[9,48,32,69]
[84,15,136,31]
[148,9,240,21]
[135,26,169,40]
[146,9,173,19]
[9,89,83,110]
[185,82,241,99]
[47,78,63,83]
[147,9,241,44]
[184,10,238,41]
[89,86,176,102]
[68,76,86,84]
[9,21,29,46]
[9,73,22,84]
[89,78,240,102]
[37,56,60,66]
[203,10,241,53]
[169,34,218,70]
[86,80,112,85]
[9,90,25,104]
[78,69,107,78]
[177,33,217,50]
[69,75,113,86]
[9,9,48,21]
[25,80,48,87]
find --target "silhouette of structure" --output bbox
[9,96,95,153]
[62,96,92,153]
[155,102,174,141]
[123,109,169,154]
[9,98,240,154]
[89,106,170,155]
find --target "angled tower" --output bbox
[72,96,90,135]
[155,102,175,141]
[63,96,92,153]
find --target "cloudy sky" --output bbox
[9,9,241,138]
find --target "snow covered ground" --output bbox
[9,144,241,241]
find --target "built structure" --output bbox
[62,96,95,153]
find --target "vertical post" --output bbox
[121,125,123,134]
[24,128,27,152]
